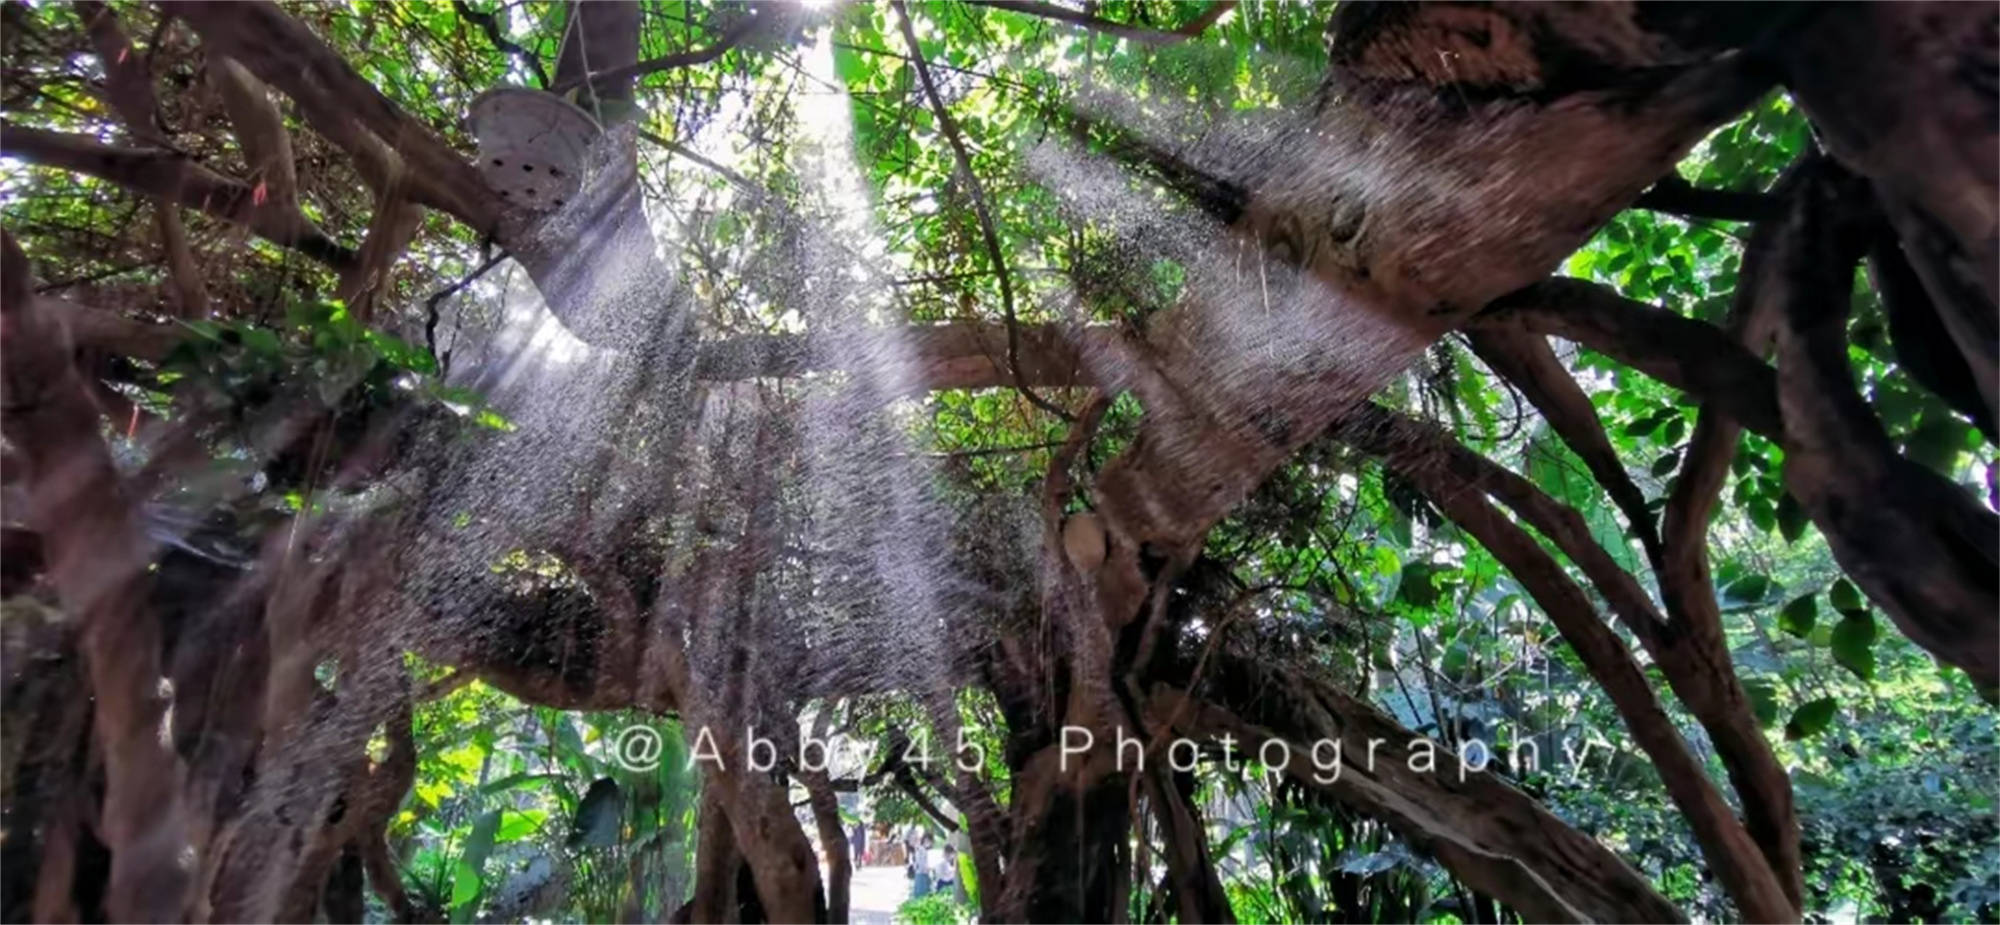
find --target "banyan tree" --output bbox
[1,1,1994,923]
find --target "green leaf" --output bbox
[494,809,547,843]
[364,329,438,374]
[480,772,561,795]
[1440,641,1472,683]
[1747,497,1777,533]
[1723,574,1772,605]
[450,860,481,908]
[1903,416,1968,473]
[434,385,485,409]
[1650,451,1680,477]
[1525,428,1640,572]
[1829,578,1865,615]
[1661,416,1687,444]
[1785,697,1839,741]
[239,326,283,355]
[1778,594,1817,638]
[1397,561,1440,608]
[1830,611,1877,681]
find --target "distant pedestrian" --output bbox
[933,842,957,897]
[850,822,866,866]
[912,832,935,897]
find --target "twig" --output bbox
[892,0,1073,422]
[639,128,756,193]
[453,0,549,89]
[970,0,1235,46]
[548,10,770,96]
[423,250,510,372]
[922,439,1066,459]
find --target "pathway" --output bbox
[848,863,910,925]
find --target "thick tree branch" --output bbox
[1465,327,1662,563]
[1081,6,1782,641]
[75,1,169,144]
[336,193,424,323]
[1783,3,1997,374]
[1345,404,1803,913]
[154,196,208,317]
[1770,159,2000,689]
[171,1,499,232]
[1340,407,1796,924]
[1483,264,1998,689]
[0,123,356,269]
[1654,169,1805,906]
[65,313,1122,392]
[1633,174,1783,222]
[893,0,1072,422]
[797,767,852,924]
[2,230,191,923]
[1474,278,1784,439]
[1157,656,1684,924]
[1868,232,1998,441]
[209,56,301,212]
[76,0,210,315]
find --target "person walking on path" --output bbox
[932,842,957,899]
[911,832,934,898]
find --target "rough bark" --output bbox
[0,124,355,269]
[1474,193,1805,909]
[1475,278,1784,440]
[689,790,743,924]
[170,1,499,232]
[1465,327,1662,564]
[1783,2,1998,425]
[1,231,191,923]
[1650,183,1803,907]
[800,768,852,924]
[1083,3,1784,636]
[1155,657,1684,925]
[1340,408,1796,923]
[1770,159,2000,690]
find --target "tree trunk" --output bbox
[800,769,852,923]
[1,232,192,923]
